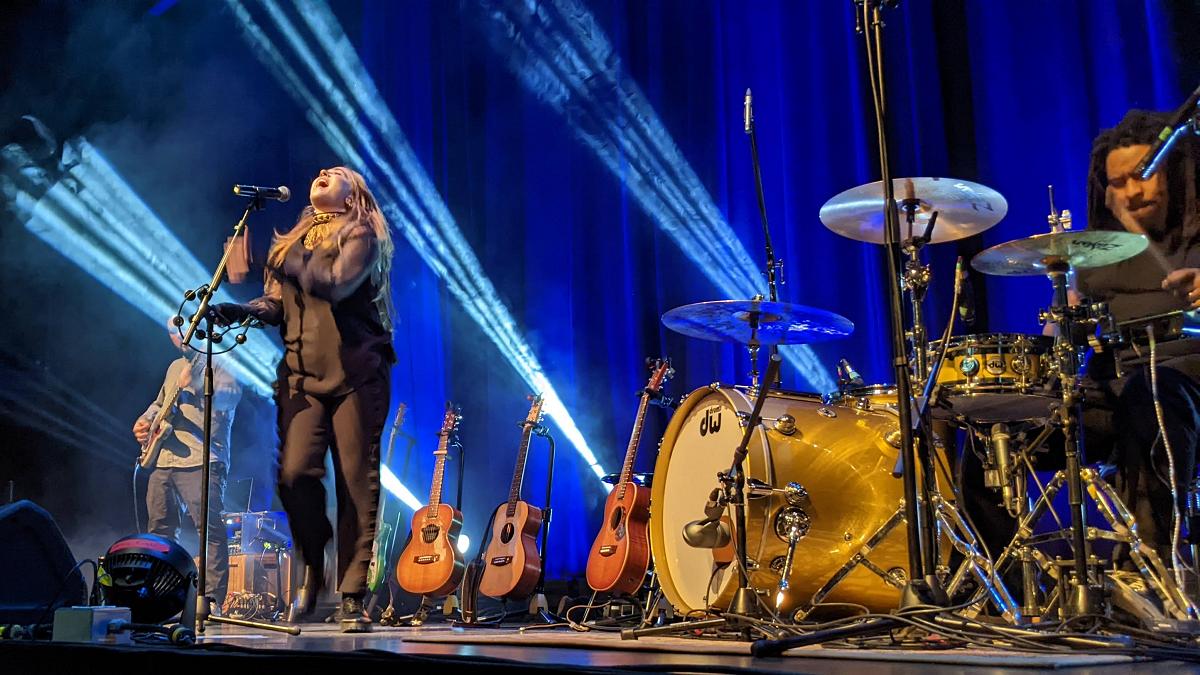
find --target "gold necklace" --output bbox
[303,212,340,250]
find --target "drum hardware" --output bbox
[900,202,937,380]
[1189,478,1200,599]
[933,493,1022,624]
[987,452,1197,623]
[773,508,808,609]
[973,202,1152,617]
[745,479,811,510]
[629,355,787,642]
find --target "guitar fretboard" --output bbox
[616,393,651,500]
[505,423,536,518]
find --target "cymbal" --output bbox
[971,230,1149,276]
[820,177,1008,244]
[662,299,853,345]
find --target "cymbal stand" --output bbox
[900,201,937,381]
[1038,257,1105,616]
[744,301,764,389]
[986,416,1197,622]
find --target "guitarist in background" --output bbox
[132,319,242,608]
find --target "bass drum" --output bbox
[650,385,948,616]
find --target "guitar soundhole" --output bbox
[609,506,624,530]
[421,524,440,544]
[500,522,515,544]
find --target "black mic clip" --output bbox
[642,388,675,409]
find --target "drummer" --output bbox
[1070,108,1200,561]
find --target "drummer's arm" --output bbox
[1042,288,1083,337]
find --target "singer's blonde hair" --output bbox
[264,166,395,332]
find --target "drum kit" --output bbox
[648,176,1199,628]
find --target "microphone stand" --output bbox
[1136,83,1200,180]
[745,89,783,389]
[750,3,948,656]
[623,355,783,642]
[859,0,943,607]
[180,194,298,636]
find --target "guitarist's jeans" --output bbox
[145,463,229,605]
[276,373,388,597]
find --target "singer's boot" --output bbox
[291,563,325,622]
[340,594,372,633]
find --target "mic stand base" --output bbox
[196,593,300,635]
[620,613,779,642]
[899,576,949,610]
[728,587,760,617]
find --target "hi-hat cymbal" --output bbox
[662,299,854,345]
[820,177,1008,244]
[971,230,1149,276]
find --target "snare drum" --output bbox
[650,385,950,616]
[929,333,1056,422]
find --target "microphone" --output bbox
[1135,82,1200,179]
[991,423,1016,517]
[837,359,864,388]
[744,88,753,135]
[233,184,291,202]
[958,267,976,325]
[682,488,731,548]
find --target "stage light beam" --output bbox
[229,0,610,485]
[1,141,426,510]
[474,0,837,392]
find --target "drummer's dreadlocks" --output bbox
[1087,108,1200,249]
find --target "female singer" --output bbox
[213,166,395,632]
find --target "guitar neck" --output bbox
[616,393,651,498]
[505,426,536,517]
[428,448,449,509]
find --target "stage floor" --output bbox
[3,619,1198,673]
[182,622,1184,673]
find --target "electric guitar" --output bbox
[137,357,199,469]
[478,394,546,600]
[367,402,408,593]
[395,404,466,597]
[586,358,672,594]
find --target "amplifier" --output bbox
[227,550,294,605]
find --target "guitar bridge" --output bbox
[598,545,616,557]
[490,556,512,566]
[414,554,441,565]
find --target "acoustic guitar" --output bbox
[586,358,672,594]
[478,394,546,600]
[395,404,466,597]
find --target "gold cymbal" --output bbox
[971,230,1149,276]
[820,177,1007,244]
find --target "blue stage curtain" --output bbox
[353,0,1194,579]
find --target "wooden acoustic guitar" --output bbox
[586,358,672,594]
[394,404,466,597]
[478,394,546,600]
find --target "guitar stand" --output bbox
[392,593,462,627]
[527,424,559,624]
